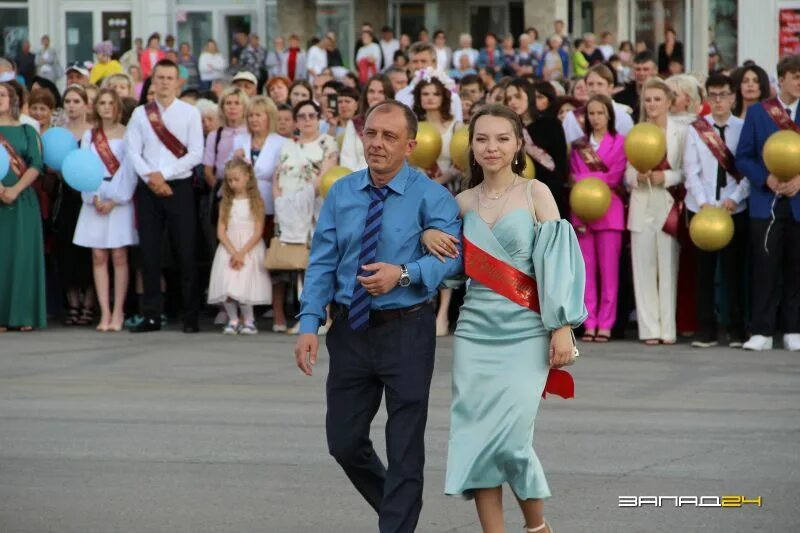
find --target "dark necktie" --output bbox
[787,107,793,120]
[349,186,389,331]
[714,124,727,200]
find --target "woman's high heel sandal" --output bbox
[525,519,552,533]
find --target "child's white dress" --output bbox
[208,198,272,305]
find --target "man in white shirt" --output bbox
[125,59,204,333]
[395,42,463,122]
[379,26,400,71]
[306,37,329,80]
[563,64,633,143]
[598,32,615,61]
[683,73,749,348]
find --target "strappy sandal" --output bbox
[75,306,94,326]
[525,519,552,532]
[643,339,660,346]
[581,329,596,342]
[63,306,80,326]
[595,331,611,343]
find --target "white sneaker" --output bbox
[287,323,300,335]
[742,335,773,351]
[271,324,287,333]
[783,333,800,351]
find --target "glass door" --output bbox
[469,4,508,46]
[102,11,131,60]
[177,11,213,60]
[65,11,94,65]
[224,13,252,64]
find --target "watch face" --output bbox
[400,275,411,287]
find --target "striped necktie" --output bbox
[349,186,389,331]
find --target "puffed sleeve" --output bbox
[106,156,138,205]
[531,219,588,331]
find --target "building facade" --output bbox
[0,0,783,75]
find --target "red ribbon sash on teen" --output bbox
[91,127,121,176]
[690,118,743,182]
[762,97,800,133]
[463,235,575,400]
[145,101,188,158]
[0,132,28,177]
[572,136,609,173]
[649,153,685,238]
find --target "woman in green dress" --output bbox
[424,104,587,533]
[0,82,46,331]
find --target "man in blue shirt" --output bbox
[294,100,462,532]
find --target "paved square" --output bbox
[1,327,798,532]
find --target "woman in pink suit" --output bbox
[569,94,627,342]
[139,33,166,79]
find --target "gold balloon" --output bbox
[689,207,735,252]
[335,132,345,151]
[521,154,536,179]
[570,178,612,222]
[319,166,352,198]
[409,121,443,170]
[449,126,470,170]
[624,123,667,173]
[763,130,800,182]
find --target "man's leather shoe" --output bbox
[183,321,200,333]
[130,318,161,333]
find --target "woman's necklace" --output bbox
[477,176,517,226]
[480,175,517,200]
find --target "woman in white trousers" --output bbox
[625,78,688,345]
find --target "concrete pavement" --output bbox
[1,326,798,532]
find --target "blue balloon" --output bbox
[0,144,9,178]
[41,127,78,171]
[62,150,105,193]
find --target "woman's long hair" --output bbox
[582,94,617,137]
[219,157,265,226]
[412,77,453,122]
[732,64,770,117]
[358,74,395,116]
[467,103,526,188]
[504,78,539,123]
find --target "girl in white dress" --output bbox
[208,158,272,335]
[413,74,464,337]
[73,88,138,331]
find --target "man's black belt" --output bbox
[332,300,432,327]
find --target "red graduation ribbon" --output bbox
[572,136,609,173]
[762,97,800,133]
[91,127,121,176]
[463,235,575,399]
[690,118,743,182]
[145,101,188,158]
[0,131,28,177]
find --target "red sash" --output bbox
[145,101,188,158]
[463,234,575,400]
[572,136,609,173]
[0,132,28,177]
[762,97,800,133]
[352,116,365,137]
[662,184,687,239]
[572,106,586,130]
[91,127,121,176]
[653,154,672,171]
[690,118,743,182]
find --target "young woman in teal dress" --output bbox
[0,82,46,331]
[424,104,587,533]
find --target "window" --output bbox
[316,1,353,68]
[710,0,737,68]
[634,0,685,53]
[177,11,213,58]
[0,4,28,58]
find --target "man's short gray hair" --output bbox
[408,42,437,65]
[364,100,418,139]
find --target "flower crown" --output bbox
[413,67,458,94]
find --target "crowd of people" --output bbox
[0,20,798,352]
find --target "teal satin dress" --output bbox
[444,209,587,500]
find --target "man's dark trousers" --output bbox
[325,304,436,533]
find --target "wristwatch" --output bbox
[398,264,411,287]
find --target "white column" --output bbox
[690,0,709,74]
[742,0,779,75]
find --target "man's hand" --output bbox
[766,174,783,194]
[357,263,402,296]
[147,171,173,197]
[782,176,800,197]
[294,333,319,376]
[721,199,737,212]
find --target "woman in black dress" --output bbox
[504,78,569,218]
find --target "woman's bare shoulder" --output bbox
[455,188,476,215]
[530,179,560,222]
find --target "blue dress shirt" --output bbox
[298,162,463,333]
